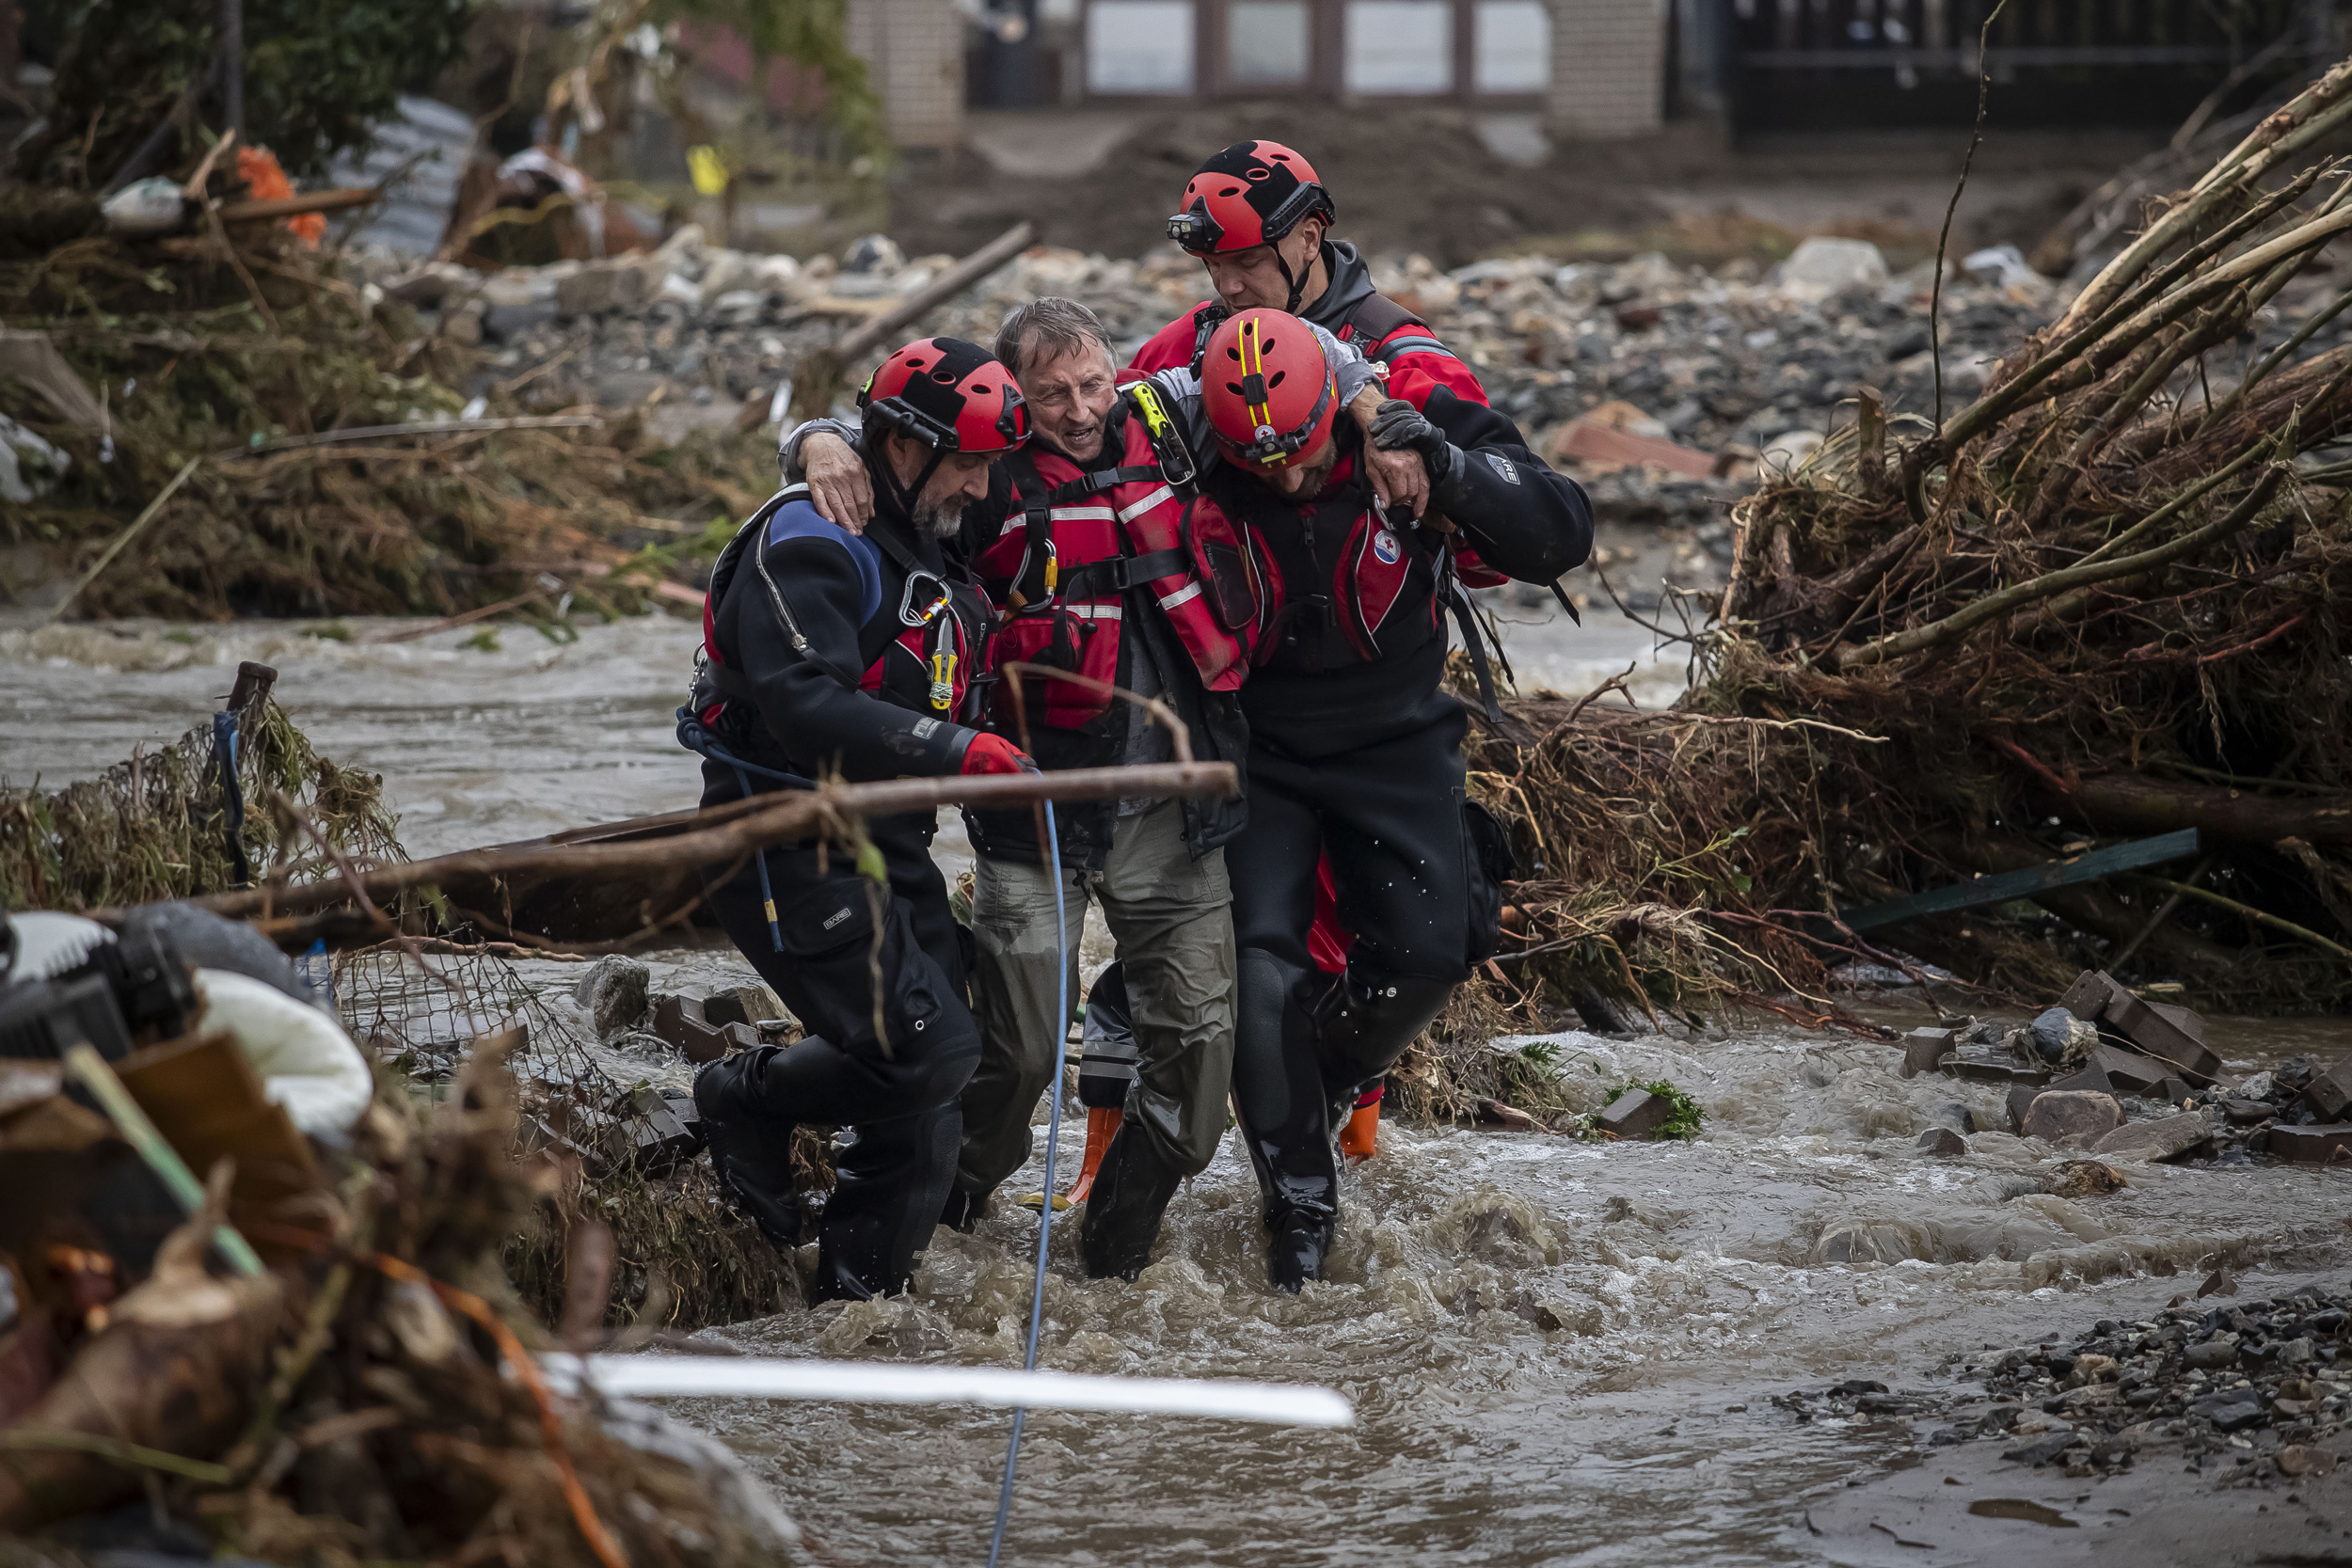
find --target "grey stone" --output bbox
[2028,1006,2099,1065]
[573,956,650,1040]
[1916,1126,1968,1156]
[2192,1392,2265,1431]
[555,259,658,318]
[2006,1082,2042,1133]
[2184,1334,2239,1370]
[2023,1090,2122,1144]
[2091,1110,2215,1162]
[2240,1070,2277,1101]
[2002,1430,2081,1465]
[1782,237,1889,291]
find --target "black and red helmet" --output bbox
[858,337,1028,454]
[1168,140,1335,257]
[1200,309,1339,470]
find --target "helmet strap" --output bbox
[867,424,949,525]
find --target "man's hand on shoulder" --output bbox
[802,432,876,533]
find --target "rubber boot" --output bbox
[1267,1210,1334,1294]
[1063,1105,1123,1205]
[1077,1122,1185,1281]
[939,1183,990,1234]
[1340,1085,1383,1163]
[691,1047,804,1254]
[1232,951,1344,1291]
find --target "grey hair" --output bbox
[994,296,1116,383]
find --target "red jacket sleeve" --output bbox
[1361,321,1490,410]
[1124,309,1211,379]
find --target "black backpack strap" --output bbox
[1347,292,1454,364]
[1058,548,1189,599]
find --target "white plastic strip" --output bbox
[539,1354,1355,1429]
[1156,580,1202,611]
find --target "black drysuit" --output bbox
[1205,391,1593,1277]
[690,483,989,1301]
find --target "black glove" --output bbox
[1369,398,1466,505]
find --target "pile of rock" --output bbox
[1894,968,2352,1168]
[1944,1293,2352,1484]
[343,230,2074,535]
[556,955,795,1176]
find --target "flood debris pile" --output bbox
[340,948,809,1332]
[0,958,803,1565]
[0,663,397,911]
[1944,1292,2352,1485]
[1441,58,2352,1041]
[2,198,772,621]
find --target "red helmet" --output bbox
[859,337,1028,454]
[1200,309,1338,471]
[1168,140,1335,256]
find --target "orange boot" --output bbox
[1065,1106,1124,1204]
[1340,1085,1383,1164]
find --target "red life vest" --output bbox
[971,385,1262,731]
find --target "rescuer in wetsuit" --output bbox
[1134,137,1529,1159]
[684,337,1033,1303]
[1191,308,1593,1291]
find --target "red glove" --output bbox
[960,733,1033,776]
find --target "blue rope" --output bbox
[985,796,1068,1567]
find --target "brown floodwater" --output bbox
[7,610,2350,1566]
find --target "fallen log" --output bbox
[184,762,1238,942]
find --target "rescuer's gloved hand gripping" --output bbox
[960,733,1035,776]
[1368,398,1467,510]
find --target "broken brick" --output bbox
[649,993,758,1065]
[1597,1088,1672,1140]
[2101,990,2221,1085]
[2269,1125,2352,1165]
[2005,1082,2041,1133]
[2301,1055,2352,1122]
[2057,969,2120,1022]
[2087,1043,2169,1098]
[1899,1026,1956,1078]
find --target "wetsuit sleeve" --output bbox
[777,417,861,483]
[1371,323,1490,410]
[722,531,977,776]
[1420,387,1592,586]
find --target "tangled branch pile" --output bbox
[0,1039,803,1565]
[3,208,772,620]
[1434,60,2352,1076]
[0,675,400,911]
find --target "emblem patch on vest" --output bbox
[1486,452,1519,484]
[1372,528,1401,564]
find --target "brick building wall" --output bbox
[848,0,965,150]
[1545,0,1665,137]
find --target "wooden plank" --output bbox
[1838,829,2201,933]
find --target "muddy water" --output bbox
[7,609,2352,1565]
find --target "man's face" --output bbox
[915,451,998,536]
[1018,341,1118,463]
[1233,435,1337,500]
[1200,216,1327,311]
[886,434,997,536]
